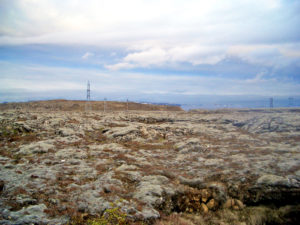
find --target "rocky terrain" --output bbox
[0,105,300,224]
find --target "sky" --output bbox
[0,0,300,106]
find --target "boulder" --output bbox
[18,141,55,154]
[56,128,75,137]
[224,198,235,209]
[140,207,160,220]
[257,174,292,187]
[200,203,208,214]
[3,204,50,225]
[206,199,216,210]
[235,199,245,209]
[133,175,169,206]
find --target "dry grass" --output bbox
[112,153,136,164]
[106,123,127,128]
[4,187,30,211]
[0,100,183,112]
[95,163,109,174]
[84,130,108,145]
[66,119,80,124]
[119,140,174,152]
[155,213,195,225]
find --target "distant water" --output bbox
[180,99,300,111]
[2,96,299,112]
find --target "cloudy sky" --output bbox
[0,0,300,104]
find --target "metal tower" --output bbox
[87,81,90,101]
[85,81,91,111]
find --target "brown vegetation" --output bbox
[0,99,183,112]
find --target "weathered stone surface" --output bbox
[76,191,110,215]
[16,194,37,206]
[105,125,138,139]
[175,138,203,153]
[209,182,227,203]
[133,175,170,206]
[206,199,216,210]
[224,199,235,209]
[2,204,49,224]
[235,199,245,209]
[256,174,294,187]
[1,108,300,224]
[56,127,76,137]
[179,176,204,188]
[116,164,138,172]
[200,203,209,214]
[139,207,160,220]
[18,141,55,154]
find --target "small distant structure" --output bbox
[126,99,129,111]
[269,97,273,108]
[288,97,294,107]
[103,98,107,112]
[85,81,91,111]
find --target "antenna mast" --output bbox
[87,81,90,101]
[85,81,91,111]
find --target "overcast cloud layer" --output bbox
[0,0,300,104]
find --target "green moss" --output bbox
[87,202,127,225]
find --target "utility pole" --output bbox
[103,98,107,113]
[85,81,91,111]
[126,99,129,111]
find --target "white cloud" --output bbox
[168,46,226,65]
[227,44,300,67]
[106,45,227,69]
[1,0,298,46]
[279,45,300,58]
[1,61,299,99]
[82,52,94,59]
[245,71,269,83]
[106,42,298,70]
[1,78,83,92]
[124,48,168,67]
[105,62,135,71]
[0,0,299,84]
